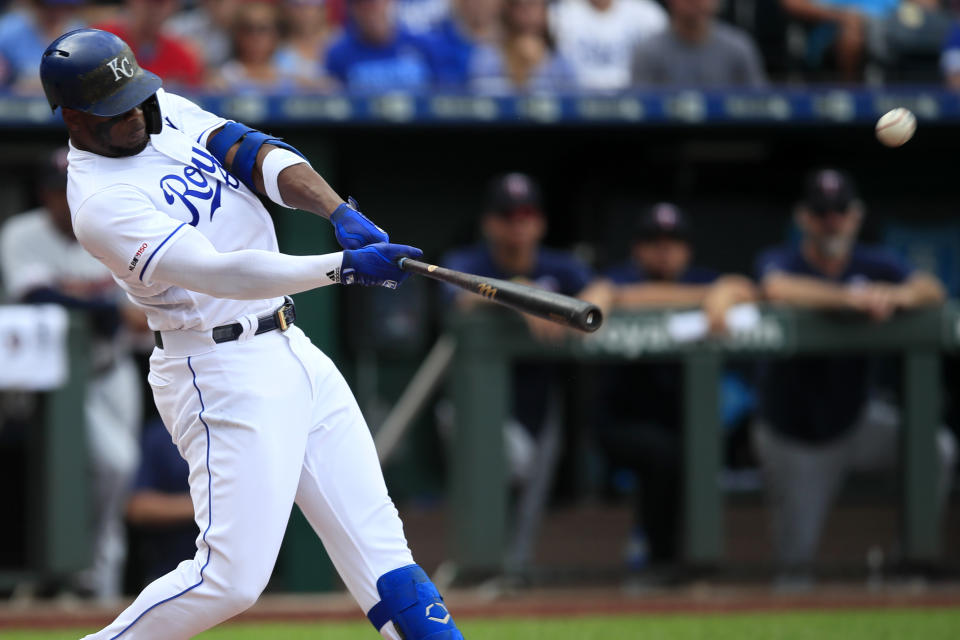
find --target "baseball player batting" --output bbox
[41,28,462,640]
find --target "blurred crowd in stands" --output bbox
[3,0,960,95]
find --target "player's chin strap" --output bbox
[366,565,464,639]
[207,121,306,194]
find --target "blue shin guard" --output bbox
[366,565,464,639]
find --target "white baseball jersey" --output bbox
[68,88,282,332]
[550,0,668,91]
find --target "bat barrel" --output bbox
[399,257,604,333]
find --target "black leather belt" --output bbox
[154,297,296,350]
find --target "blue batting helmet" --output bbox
[40,29,162,117]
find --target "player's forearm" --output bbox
[762,274,852,308]
[614,282,711,307]
[580,279,616,310]
[897,273,946,308]
[127,491,195,525]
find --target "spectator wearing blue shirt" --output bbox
[126,418,197,587]
[423,0,503,86]
[470,0,577,93]
[599,204,756,572]
[0,0,86,91]
[753,169,956,586]
[441,173,612,485]
[325,0,436,91]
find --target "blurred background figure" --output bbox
[94,0,204,89]
[470,0,576,92]
[0,149,146,602]
[869,0,949,83]
[125,418,197,590]
[631,0,767,86]
[423,0,503,87]
[0,0,86,92]
[939,15,960,88]
[168,0,238,71]
[214,0,299,93]
[395,0,450,35]
[777,0,917,81]
[440,172,612,572]
[275,0,339,89]
[597,204,756,577]
[550,0,667,92]
[325,0,436,91]
[753,168,956,587]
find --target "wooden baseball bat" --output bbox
[398,258,603,332]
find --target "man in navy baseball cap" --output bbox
[801,168,858,216]
[754,168,955,586]
[599,203,755,574]
[485,172,544,218]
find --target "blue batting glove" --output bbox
[341,242,423,288]
[329,197,389,249]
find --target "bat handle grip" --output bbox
[397,257,408,270]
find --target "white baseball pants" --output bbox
[83,325,413,639]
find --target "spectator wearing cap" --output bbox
[94,0,205,89]
[0,149,149,601]
[325,0,437,91]
[440,173,613,484]
[597,203,756,573]
[753,168,956,586]
[630,0,766,87]
[0,0,87,91]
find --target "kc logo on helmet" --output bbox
[107,56,135,82]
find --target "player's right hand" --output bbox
[341,242,423,288]
[330,197,389,249]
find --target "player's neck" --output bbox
[673,16,712,44]
[491,246,536,276]
[802,240,851,278]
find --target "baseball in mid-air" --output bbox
[875,107,916,147]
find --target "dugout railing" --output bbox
[0,313,92,592]
[445,304,956,578]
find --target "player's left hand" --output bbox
[330,197,389,249]
[341,242,422,288]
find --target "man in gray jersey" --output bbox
[0,148,145,601]
[630,0,767,87]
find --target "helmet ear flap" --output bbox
[141,93,162,134]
